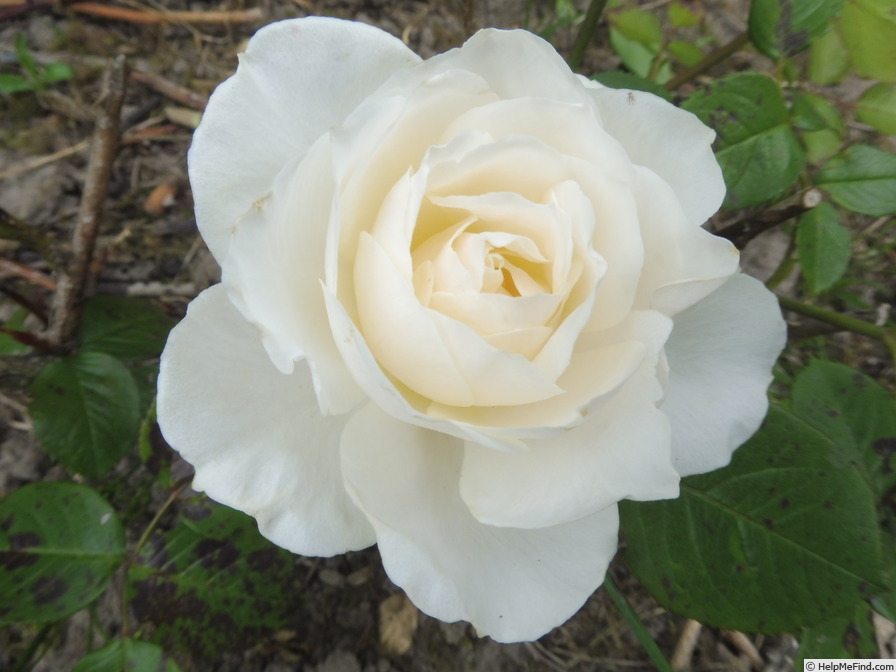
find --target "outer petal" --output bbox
[661,274,787,477]
[188,17,420,261]
[157,284,375,556]
[584,86,726,226]
[224,135,364,414]
[340,403,620,643]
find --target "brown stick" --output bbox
[44,55,127,350]
[69,3,265,24]
[670,619,702,671]
[0,259,57,291]
[130,70,207,110]
[715,188,823,250]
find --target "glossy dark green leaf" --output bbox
[621,405,884,632]
[796,599,879,664]
[0,482,124,624]
[590,71,673,101]
[128,500,299,658]
[816,145,896,216]
[749,0,843,57]
[856,83,896,135]
[78,295,175,360]
[72,639,181,672]
[841,0,896,82]
[29,352,141,479]
[683,73,805,208]
[796,202,851,294]
[792,360,896,500]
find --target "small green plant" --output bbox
[0,34,73,95]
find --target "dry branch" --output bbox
[716,188,823,250]
[69,3,265,24]
[44,55,127,350]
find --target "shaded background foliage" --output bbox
[0,0,895,670]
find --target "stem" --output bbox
[121,479,190,636]
[12,624,52,672]
[45,55,127,350]
[664,31,749,90]
[777,295,896,363]
[716,188,822,250]
[568,0,609,72]
[604,576,675,672]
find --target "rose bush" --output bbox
[157,17,787,642]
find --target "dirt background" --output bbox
[0,0,892,670]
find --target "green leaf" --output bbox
[0,309,31,355]
[792,91,830,131]
[749,0,843,57]
[609,27,657,79]
[128,501,300,658]
[0,73,35,94]
[841,0,896,82]
[796,599,879,663]
[797,92,845,163]
[796,202,851,294]
[816,144,896,216]
[792,360,896,500]
[591,71,673,101]
[668,1,701,27]
[856,83,896,135]
[41,62,74,84]
[0,482,125,624]
[14,33,40,85]
[621,405,884,632]
[78,295,175,360]
[668,40,704,67]
[807,24,850,85]
[609,9,663,50]
[29,352,141,479]
[683,72,805,208]
[72,639,181,672]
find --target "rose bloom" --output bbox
[158,17,786,642]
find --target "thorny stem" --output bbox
[568,0,609,72]
[776,294,896,363]
[664,31,750,90]
[604,575,675,672]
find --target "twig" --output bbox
[716,188,823,250]
[721,631,763,669]
[664,32,750,91]
[44,55,127,350]
[0,140,89,181]
[670,619,702,671]
[0,259,57,290]
[130,69,207,110]
[69,3,265,24]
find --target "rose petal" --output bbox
[340,402,620,642]
[157,284,375,555]
[661,274,787,477]
[459,351,678,530]
[584,85,726,226]
[632,166,740,316]
[189,17,420,261]
[223,134,364,413]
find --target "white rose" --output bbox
[158,17,786,642]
